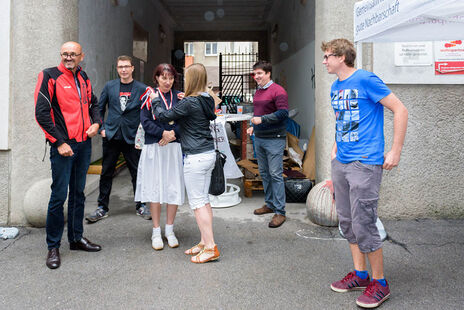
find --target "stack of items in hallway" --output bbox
[238,125,316,202]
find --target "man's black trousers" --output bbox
[98,137,141,211]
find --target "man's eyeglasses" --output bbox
[61,52,81,58]
[117,65,133,70]
[323,53,337,61]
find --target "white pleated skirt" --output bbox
[135,142,185,205]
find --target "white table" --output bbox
[220,113,252,160]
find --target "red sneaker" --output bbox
[330,271,371,293]
[356,279,390,308]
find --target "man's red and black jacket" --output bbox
[34,63,102,146]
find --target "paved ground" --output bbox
[1,169,463,309]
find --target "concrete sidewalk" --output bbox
[1,169,463,309]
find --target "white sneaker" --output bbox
[165,232,179,248]
[151,234,164,250]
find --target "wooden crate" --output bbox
[237,159,260,176]
[237,159,262,197]
[237,159,309,198]
[243,178,263,198]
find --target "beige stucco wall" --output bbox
[7,0,177,225]
[0,152,9,225]
[380,84,464,218]
[314,0,464,218]
[315,0,358,182]
[9,0,79,225]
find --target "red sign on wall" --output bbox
[435,61,464,75]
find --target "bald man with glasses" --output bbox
[35,41,102,269]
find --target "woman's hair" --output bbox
[321,38,356,68]
[184,63,208,97]
[153,63,178,86]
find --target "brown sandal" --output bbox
[190,245,220,263]
[184,243,204,255]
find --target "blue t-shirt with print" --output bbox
[330,69,391,165]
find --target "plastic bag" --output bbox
[134,123,145,150]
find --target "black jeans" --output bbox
[47,139,91,249]
[97,138,141,211]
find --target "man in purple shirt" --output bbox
[247,61,289,228]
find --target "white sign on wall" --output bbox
[374,41,464,84]
[394,42,433,66]
[435,40,464,61]
[354,0,464,43]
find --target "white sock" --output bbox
[165,224,174,235]
[152,226,161,236]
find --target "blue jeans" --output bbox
[46,139,91,249]
[254,137,286,216]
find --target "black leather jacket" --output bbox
[152,93,216,155]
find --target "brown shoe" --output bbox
[254,205,274,215]
[46,248,60,269]
[69,237,102,252]
[269,214,286,228]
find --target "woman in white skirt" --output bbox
[135,63,185,250]
[151,63,220,264]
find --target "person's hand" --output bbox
[57,143,73,157]
[162,130,176,142]
[177,92,185,100]
[247,127,254,136]
[100,129,106,138]
[331,149,337,160]
[251,117,262,125]
[86,123,100,138]
[383,150,401,170]
[158,139,168,146]
[331,143,337,161]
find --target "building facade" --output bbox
[1,0,463,226]
[184,41,258,88]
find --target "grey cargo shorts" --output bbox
[331,158,383,253]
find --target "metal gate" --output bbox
[219,52,258,113]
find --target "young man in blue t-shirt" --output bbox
[322,39,408,308]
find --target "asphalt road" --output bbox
[1,169,463,309]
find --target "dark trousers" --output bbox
[46,139,91,249]
[97,138,141,211]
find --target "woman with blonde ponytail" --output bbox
[150,63,220,263]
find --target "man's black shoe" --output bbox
[46,248,60,269]
[70,237,102,252]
